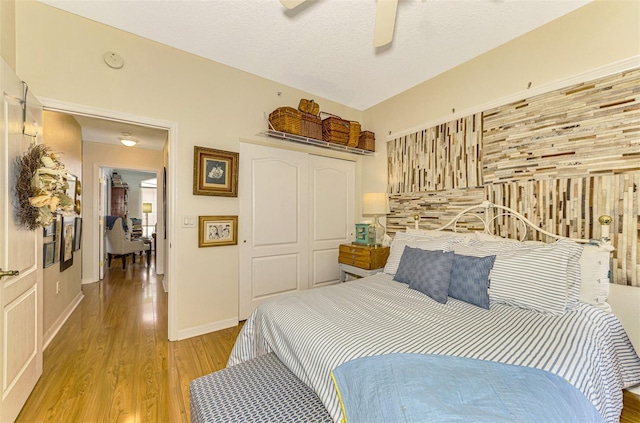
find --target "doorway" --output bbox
[101,168,160,280]
[40,97,179,340]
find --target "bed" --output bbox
[225,202,640,423]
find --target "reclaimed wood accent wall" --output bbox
[387,188,485,233]
[387,67,640,286]
[483,69,640,183]
[388,114,482,193]
[486,175,640,286]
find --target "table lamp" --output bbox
[142,202,152,237]
[363,192,390,246]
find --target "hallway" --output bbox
[16,258,241,422]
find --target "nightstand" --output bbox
[338,243,390,283]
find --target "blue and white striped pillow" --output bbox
[454,239,583,315]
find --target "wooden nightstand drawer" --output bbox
[338,244,390,270]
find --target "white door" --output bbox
[0,59,43,422]
[239,143,309,320]
[308,155,355,288]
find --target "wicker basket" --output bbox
[301,112,322,140]
[348,121,361,147]
[358,131,375,151]
[298,99,320,116]
[269,107,302,135]
[322,116,351,145]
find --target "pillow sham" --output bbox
[454,239,583,315]
[579,244,613,312]
[403,249,455,304]
[384,236,453,276]
[448,253,496,309]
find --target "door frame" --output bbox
[37,97,180,341]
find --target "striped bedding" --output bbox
[228,273,640,423]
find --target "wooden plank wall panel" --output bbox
[387,114,482,194]
[386,67,640,287]
[483,69,640,183]
[486,175,640,286]
[387,188,485,234]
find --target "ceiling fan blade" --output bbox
[373,0,398,48]
[280,0,306,9]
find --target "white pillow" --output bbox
[405,228,475,242]
[473,232,518,242]
[579,244,612,312]
[384,236,454,276]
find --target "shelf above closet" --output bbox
[258,129,375,156]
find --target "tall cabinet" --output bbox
[110,187,128,218]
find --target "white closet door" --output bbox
[308,155,355,288]
[239,143,309,320]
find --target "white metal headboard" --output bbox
[415,200,612,245]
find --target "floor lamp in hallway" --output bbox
[143,202,152,237]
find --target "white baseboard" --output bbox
[176,317,238,341]
[627,385,640,395]
[162,277,168,293]
[81,277,99,285]
[43,291,84,350]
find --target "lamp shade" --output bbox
[363,193,390,215]
[142,202,152,213]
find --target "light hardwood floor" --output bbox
[15,258,640,422]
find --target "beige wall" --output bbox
[0,0,16,69]
[42,111,83,344]
[82,142,163,283]
[15,0,364,338]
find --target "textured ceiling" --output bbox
[38,0,591,111]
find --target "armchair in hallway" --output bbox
[105,216,150,269]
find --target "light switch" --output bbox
[182,215,196,228]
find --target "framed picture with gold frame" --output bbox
[198,215,238,247]
[60,216,75,271]
[193,146,239,197]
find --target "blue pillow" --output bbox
[394,248,453,303]
[449,253,496,309]
[393,246,420,284]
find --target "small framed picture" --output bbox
[54,214,62,262]
[193,146,239,197]
[60,216,75,271]
[198,216,238,247]
[74,217,83,251]
[43,218,56,237]
[43,242,56,268]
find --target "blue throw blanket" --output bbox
[106,216,127,232]
[331,353,604,423]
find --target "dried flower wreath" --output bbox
[15,144,74,230]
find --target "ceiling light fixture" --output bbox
[119,132,138,147]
